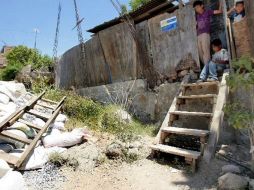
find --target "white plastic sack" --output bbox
[0,170,27,190]
[0,159,11,178]
[0,81,27,99]
[0,102,17,114]
[10,146,66,170]
[55,114,67,123]
[0,93,10,104]
[43,128,90,148]
[0,144,14,153]
[50,121,65,131]
[22,113,45,127]
[8,122,36,139]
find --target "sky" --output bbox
[0,0,130,56]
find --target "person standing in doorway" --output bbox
[193,0,223,68]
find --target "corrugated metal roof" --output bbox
[87,0,176,33]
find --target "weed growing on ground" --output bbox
[36,89,157,137]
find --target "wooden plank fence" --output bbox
[56,5,199,89]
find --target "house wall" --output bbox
[245,0,254,56]
[56,5,199,89]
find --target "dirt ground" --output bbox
[53,134,229,190]
[56,158,226,190]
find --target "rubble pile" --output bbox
[0,81,91,190]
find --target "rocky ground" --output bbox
[21,131,254,190]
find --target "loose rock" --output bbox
[218,173,249,190]
[221,165,241,174]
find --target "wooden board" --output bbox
[0,131,32,144]
[98,22,138,83]
[151,144,201,159]
[170,111,213,117]
[148,5,199,77]
[177,94,217,99]
[162,127,209,137]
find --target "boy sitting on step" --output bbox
[197,39,229,82]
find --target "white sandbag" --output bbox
[51,121,65,131]
[11,146,66,171]
[43,128,90,148]
[0,130,26,149]
[0,170,27,190]
[0,144,14,153]
[0,85,16,101]
[8,122,36,139]
[0,81,27,99]
[0,93,10,104]
[55,114,67,123]
[0,102,17,114]
[22,113,45,127]
[0,159,11,178]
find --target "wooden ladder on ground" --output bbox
[151,72,229,172]
[0,91,66,168]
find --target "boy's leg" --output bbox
[201,33,211,65]
[198,35,204,66]
[208,62,227,80]
[199,64,209,81]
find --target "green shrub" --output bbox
[0,46,53,81]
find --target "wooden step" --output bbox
[162,127,209,137]
[177,94,217,99]
[182,81,219,88]
[27,110,51,120]
[18,119,42,130]
[170,111,213,117]
[36,102,55,110]
[41,98,58,105]
[151,144,201,159]
[0,131,32,144]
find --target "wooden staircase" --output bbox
[151,72,229,172]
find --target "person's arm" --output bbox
[213,0,223,15]
[227,7,235,16]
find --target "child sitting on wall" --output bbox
[228,0,245,22]
[197,39,229,82]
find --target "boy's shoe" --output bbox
[207,78,218,82]
[196,79,205,83]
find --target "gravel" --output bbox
[23,163,66,190]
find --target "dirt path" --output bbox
[57,157,226,190]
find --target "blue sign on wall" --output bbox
[160,16,178,32]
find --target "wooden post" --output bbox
[222,0,233,68]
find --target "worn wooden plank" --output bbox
[0,91,45,131]
[170,111,213,117]
[162,127,209,137]
[182,81,219,88]
[151,144,201,159]
[136,20,153,79]
[177,94,217,99]
[148,5,199,78]
[0,131,32,144]
[15,106,63,168]
[36,102,55,110]
[27,110,51,120]
[18,119,41,131]
[98,22,138,83]
[85,35,110,85]
[41,98,58,105]
[203,72,229,163]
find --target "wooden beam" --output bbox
[15,106,63,168]
[0,91,45,131]
[162,127,209,137]
[18,119,41,131]
[170,111,213,117]
[0,131,32,144]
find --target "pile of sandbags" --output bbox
[0,159,27,190]
[0,81,30,123]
